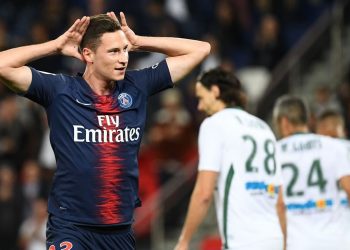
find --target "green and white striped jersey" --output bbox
[198,108,283,250]
[336,138,350,248]
[277,133,350,250]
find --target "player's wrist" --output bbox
[129,35,142,51]
[52,37,64,55]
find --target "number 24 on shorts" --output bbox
[49,241,73,250]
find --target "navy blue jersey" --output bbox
[24,60,173,226]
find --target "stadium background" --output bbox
[0,0,349,249]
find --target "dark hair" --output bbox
[80,14,121,52]
[198,67,245,107]
[317,109,344,125]
[273,95,308,125]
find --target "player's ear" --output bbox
[280,116,292,136]
[211,85,220,98]
[82,47,94,63]
[280,116,288,128]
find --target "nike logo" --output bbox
[75,99,92,106]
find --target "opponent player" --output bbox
[315,109,350,248]
[316,109,347,138]
[273,96,350,250]
[175,68,284,250]
[0,12,210,249]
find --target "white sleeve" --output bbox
[198,119,222,172]
[334,140,350,179]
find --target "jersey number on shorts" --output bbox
[242,135,276,175]
[48,241,73,250]
[282,159,327,197]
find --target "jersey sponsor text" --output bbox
[73,115,141,143]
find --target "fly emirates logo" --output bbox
[73,115,140,143]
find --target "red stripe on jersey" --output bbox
[95,96,123,224]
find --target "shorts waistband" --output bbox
[75,223,132,234]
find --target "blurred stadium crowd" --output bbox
[0,0,346,249]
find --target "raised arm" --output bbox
[135,36,210,83]
[0,16,90,93]
[108,12,211,83]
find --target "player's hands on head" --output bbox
[55,16,90,61]
[107,11,139,51]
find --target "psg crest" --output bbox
[118,93,133,108]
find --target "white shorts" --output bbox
[288,242,346,250]
[230,239,283,250]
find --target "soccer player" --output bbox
[175,68,284,250]
[0,12,210,249]
[316,109,347,138]
[315,109,350,248]
[273,96,350,250]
